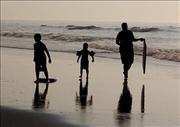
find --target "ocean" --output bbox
[1,20,180,62]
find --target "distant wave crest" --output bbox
[40,24,167,32]
[66,25,101,30]
[130,27,160,32]
[1,32,113,42]
[40,24,101,30]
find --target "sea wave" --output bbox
[1,32,179,62]
[66,25,101,30]
[40,24,102,30]
[89,43,180,62]
[1,32,114,42]
[39,24,174,32]
[130,27,160,32]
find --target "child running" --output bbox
[77,43,95,79]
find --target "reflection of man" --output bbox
[116,22,145,79]
[118,79,132,113]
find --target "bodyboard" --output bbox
[34,78,57,84]
[142,40,147,74]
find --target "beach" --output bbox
[1,47,179,127]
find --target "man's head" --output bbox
[121,22,128,31]
[83,43,88,50]
[34,33,41,42]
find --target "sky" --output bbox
[1,1,180,23]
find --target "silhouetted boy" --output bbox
[33,33,51,82]
[116,22,145,79]
[77,43,95,79]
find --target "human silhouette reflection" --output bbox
[75,78,93,109]
[117,79,132,113]
[33,82,49,109]
[116,113,131,127]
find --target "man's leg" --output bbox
[123,63,132,79]
[123,64,128,79]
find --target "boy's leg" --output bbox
[86,68,89,79]
[80,68,83,78]
[42,64,49,81]
[35,63,40,82]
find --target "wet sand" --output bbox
[1,47,179,127]
[1,106,82,127]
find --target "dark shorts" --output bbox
[80,61,89,70]
[35,60,47,72]
[119,47,134,64]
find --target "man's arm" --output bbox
[132,32,145,42]
[116,33,120,46]
[133,38,145,42]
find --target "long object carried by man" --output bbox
[143,40,147,74]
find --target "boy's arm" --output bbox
[77,56,80,63]
[76,51,82,63]
[90,51,95,62]
[44,45,51,63]
[91,55,94,62]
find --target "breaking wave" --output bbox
[1,32,114,42]
[89,43,180,62]
[130,27,160,32]
[1,32,179,62]
[40,24,168,32]
[66,25,101,30]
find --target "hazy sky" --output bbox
[1,1,180,23]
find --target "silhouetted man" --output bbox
[116,23,144,79]
[33,33,51,82]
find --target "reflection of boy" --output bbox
[77,43,95,78]
[33,34,51,82]
[33,83,49,109]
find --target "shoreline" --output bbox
[1,46,179,65]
